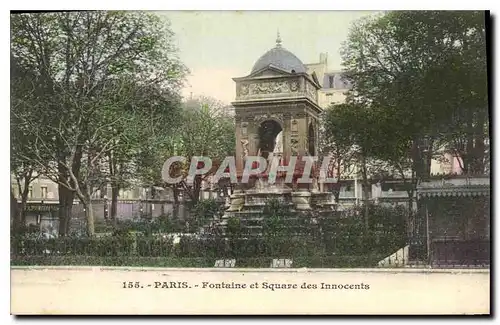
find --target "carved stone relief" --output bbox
[241,122,248,137]
[303,138,309,154]
[289,80,299,92]
[305,81,318,102]
[272,113,284,123]
[237,80,300,97]
[240,84,249,96]
[253,114,268,122]
[253,113,284,125]
[290,137,299,154]
[241,139,250,158]
[291,119,298,133]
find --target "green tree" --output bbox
[332,11,489,228]
[190,198,223,230]
[10,55,43,231]
[10,11,187,236]
[322,101,380,229]
[106,78,184,221]
[176,96,235,205]
[341,11,489,179]
[321,104,358,201]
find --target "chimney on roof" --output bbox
[319,52,328,65]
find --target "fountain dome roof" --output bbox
[251,33,307,74]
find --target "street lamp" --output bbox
[414,135,432,263]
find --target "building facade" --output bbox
[304,54,351,108]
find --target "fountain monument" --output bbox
[221,34,336,233]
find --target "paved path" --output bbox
[11,267,490,315]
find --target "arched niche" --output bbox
[308,122,316,156]
[258,119,282,159]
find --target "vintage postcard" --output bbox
[10,9,491,315]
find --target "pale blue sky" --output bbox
[157,11,376,103]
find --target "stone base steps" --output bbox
[377,245,409,267]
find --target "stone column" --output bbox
[315,118,320,157]
[296,113,308,156]
[289,117,299,156]
[248,122,259,156]
[282,113,291,163]
[235,117,244,173]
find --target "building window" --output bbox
[328,75,334,88]
[41,186,48,199]
[325,93,333,97]
[28,186,33,198]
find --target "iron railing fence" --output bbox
[10,233,490,269]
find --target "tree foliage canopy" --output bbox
[11,11,188,235]
[328,10,489,182]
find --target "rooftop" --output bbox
[251,33,307,74]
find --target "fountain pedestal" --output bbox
[218,173,337,234]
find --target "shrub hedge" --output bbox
[11,233,393,262]
[11,203,409,268]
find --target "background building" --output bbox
[305,53,351,108]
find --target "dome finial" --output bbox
[276,30,282,48]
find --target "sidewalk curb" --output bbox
[10,265,491,274]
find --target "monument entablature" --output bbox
[233,73,320,105]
